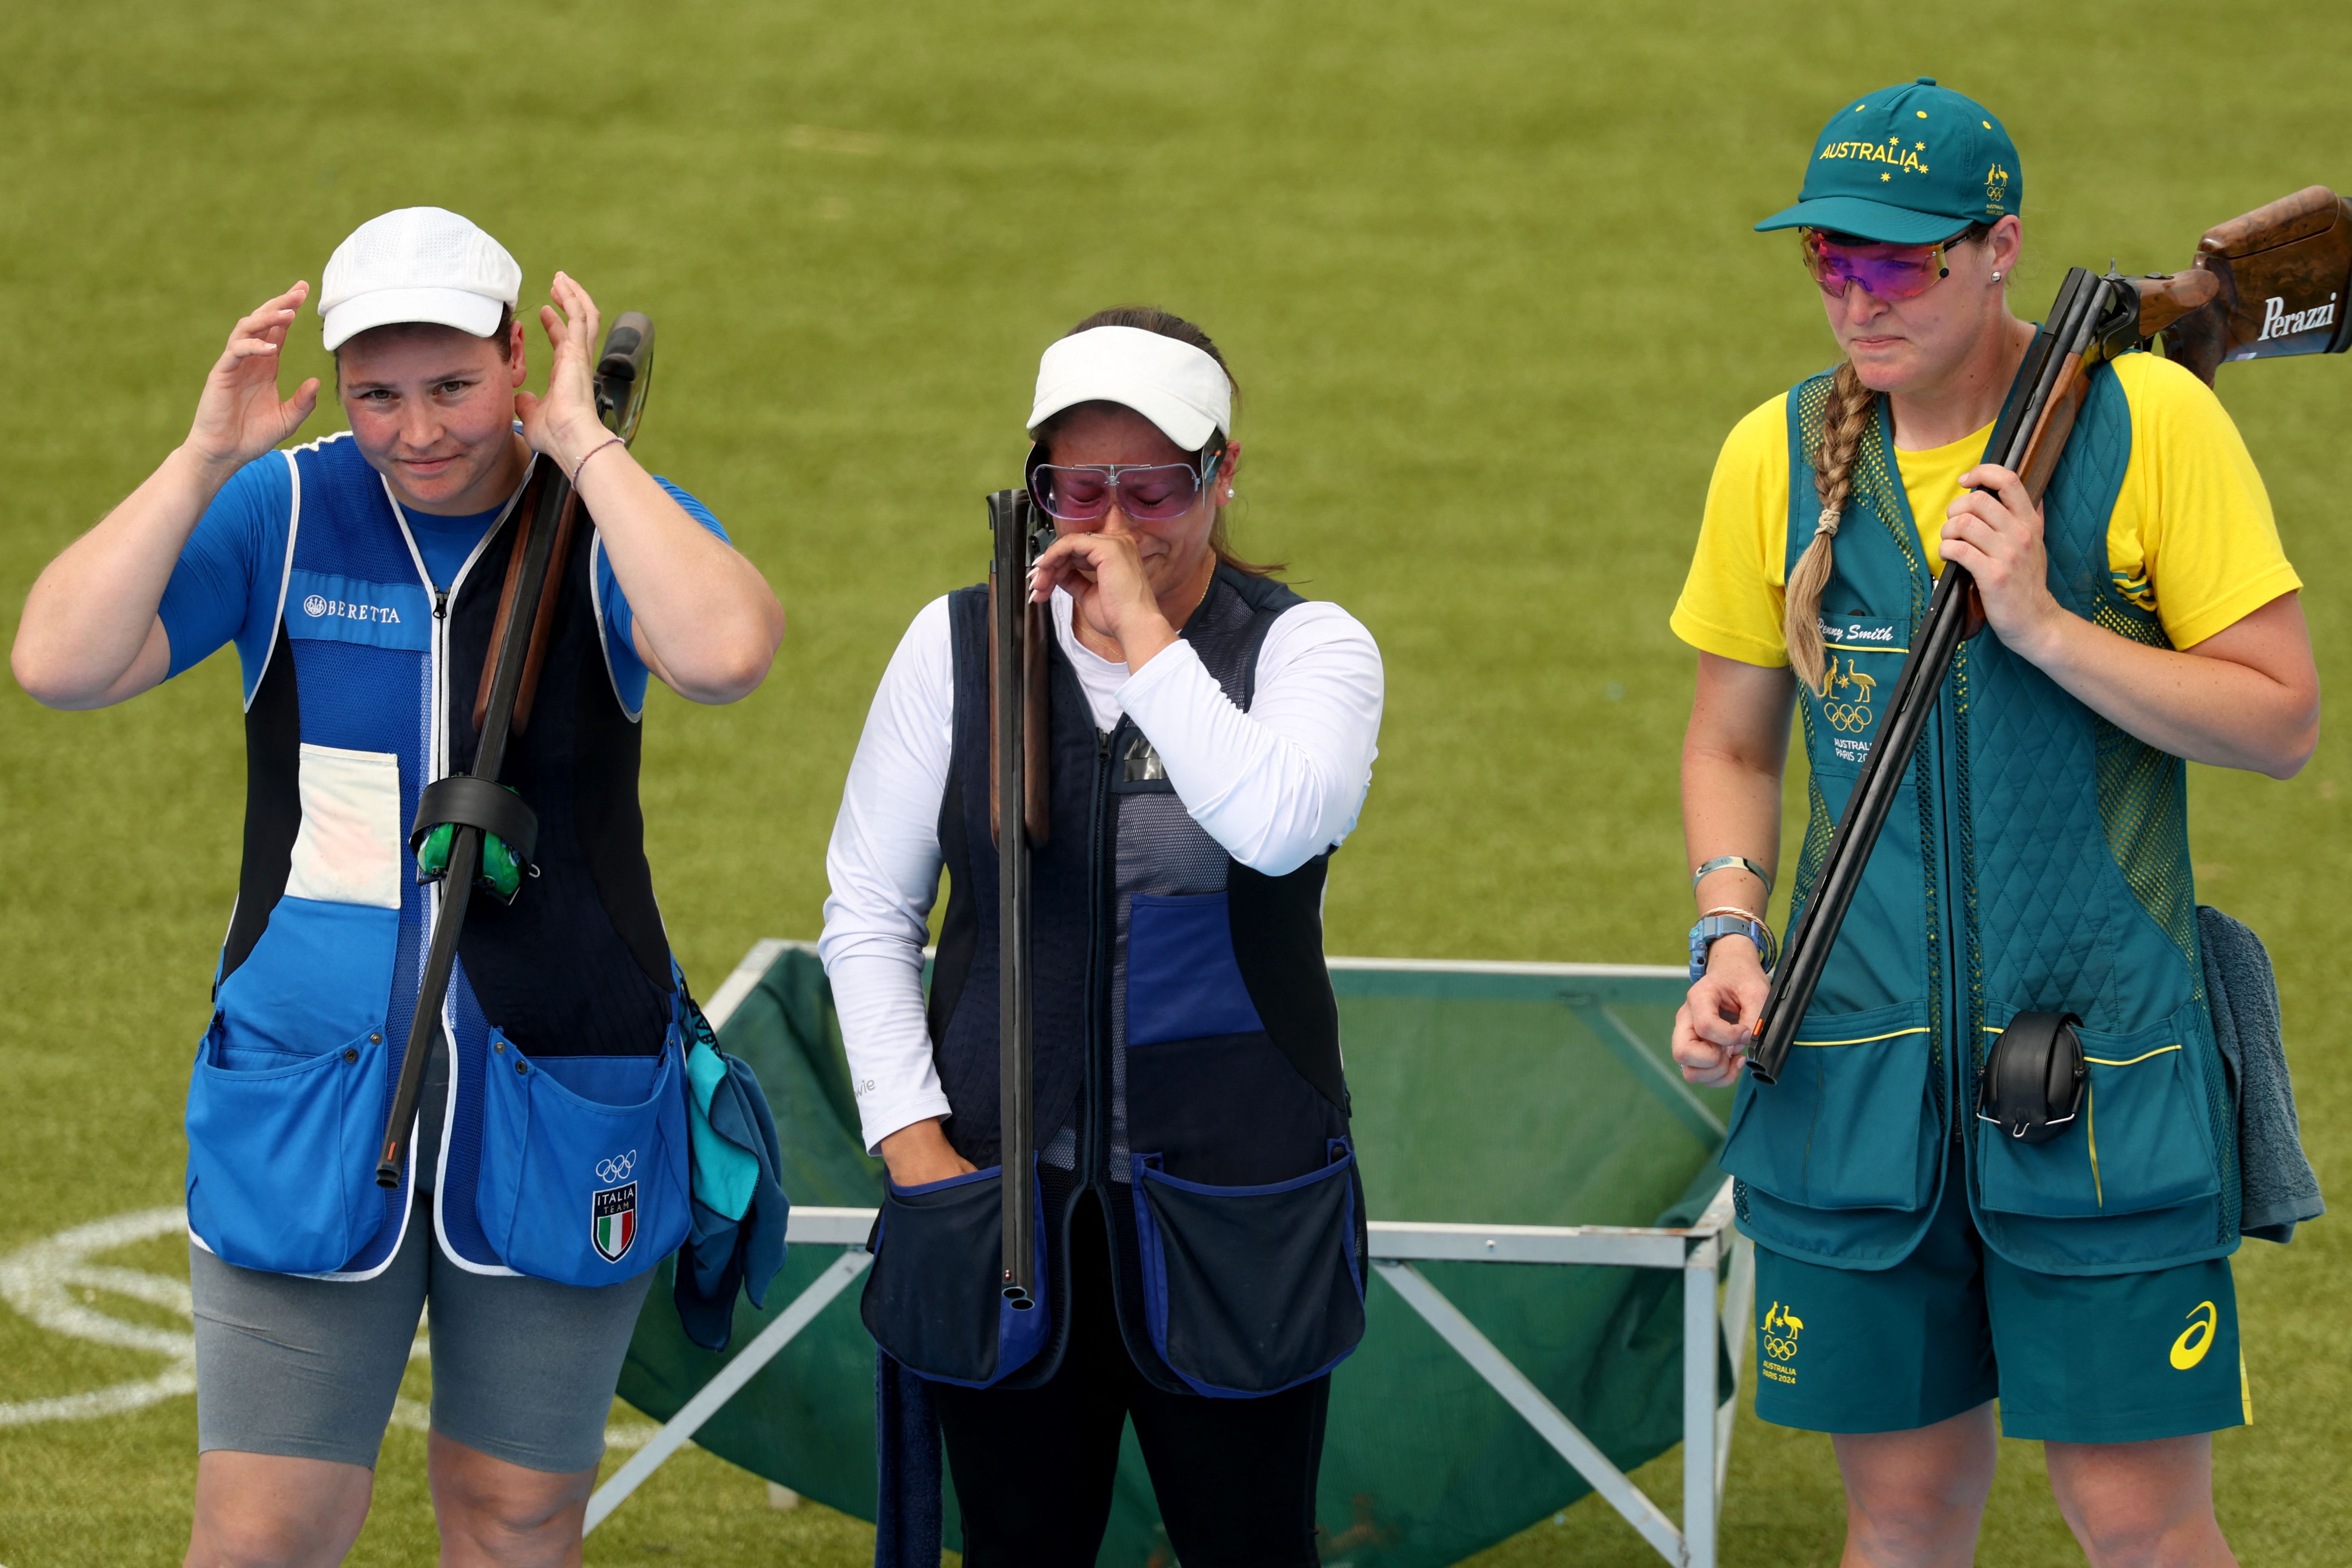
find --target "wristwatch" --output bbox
[1688,915,1773,981]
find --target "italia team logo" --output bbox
[592,1149,640,1263]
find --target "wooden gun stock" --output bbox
[2131,269,2223,340]
[985,580,1051,847]
[2164,185,2352,386]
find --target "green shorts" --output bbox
[1750,1171,2248,1443]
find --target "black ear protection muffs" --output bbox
[1976,1011,2087,1143]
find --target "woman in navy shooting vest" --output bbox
[820,308,1385,1567]
[12,207,783,1566]
[1668,84,2317,1566]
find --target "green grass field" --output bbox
[3,1,2349,1562]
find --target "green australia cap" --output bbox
[1755,77,2021,243]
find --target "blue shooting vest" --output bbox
[859,567,1367,1398]
[183,433,692,1285]
[1717,356,2238,1277]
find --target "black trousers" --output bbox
[931,1191,1330,1568]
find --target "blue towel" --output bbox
[873,1351,942,1568]
[672,1038,792,1351]
[687,1037,762,1220]
[2198,905,2325,1244]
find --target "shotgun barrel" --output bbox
[374,314,658,1188]
[1746,269,2124,1085]
[988,487,1048,1309]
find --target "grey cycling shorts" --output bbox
[190,1190,654,1474]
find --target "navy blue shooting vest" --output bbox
[860,567,1367,1398]
[182,433,692,1285]
[1716,356,2238,1277]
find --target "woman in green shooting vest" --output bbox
[1669,81,2316,1566]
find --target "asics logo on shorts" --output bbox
[2170,1300,2218,1370]
[595,1150,638,1185]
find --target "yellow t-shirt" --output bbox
[1669,352,2302,666]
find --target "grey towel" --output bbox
[2198,905,2325,1243]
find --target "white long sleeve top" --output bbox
[818,585,1384,1154]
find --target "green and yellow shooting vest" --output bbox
[1717,355,2240,1277]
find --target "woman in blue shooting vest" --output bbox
[820,308,1385,1566]
[12,208,783,1565]
[1669,85,2318,1565]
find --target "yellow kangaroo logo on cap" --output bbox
[2171,1300,2218,1370]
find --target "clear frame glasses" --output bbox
[1027,449,1224,524]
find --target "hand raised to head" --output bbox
[514,271,610,475]
[186,283,320,473]
[1028,529,1183,669]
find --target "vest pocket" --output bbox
[474,1029,691,1286]
[1125,892,1267,1046]
[1975,1011,2222,1218]
[1718,1001,1936,1211]
[1129,1140,1366,1398]
[285,744,403,910]
[185,1014,388,1275]
[859,1164,1050,1388]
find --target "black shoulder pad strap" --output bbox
[411,775,541,866]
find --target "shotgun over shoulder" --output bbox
[2165,185,2352,385]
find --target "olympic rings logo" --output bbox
[1759,1301,1804,1362]
[595,1150,638,1185]
[1826,702,1873,733]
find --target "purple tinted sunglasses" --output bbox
[1028,447,1224,523]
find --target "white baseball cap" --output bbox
[318,207,523,351]
[1027,326,1231,451]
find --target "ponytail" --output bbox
[1785,362,1878,693]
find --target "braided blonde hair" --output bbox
[1785,361,1880,693]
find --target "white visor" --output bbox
[1027,325,1230,452]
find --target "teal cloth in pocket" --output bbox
[687,1037,760,1222]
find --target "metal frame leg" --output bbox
[1682,1237,1719,1568]
[1373,1259,1687,1564]
[584,1248,873,1534]
[1717,1230,1752,1505]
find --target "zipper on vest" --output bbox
[1936,666,1966,1143]
[1082,723,1117,1187]
[383,471,526,1238]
